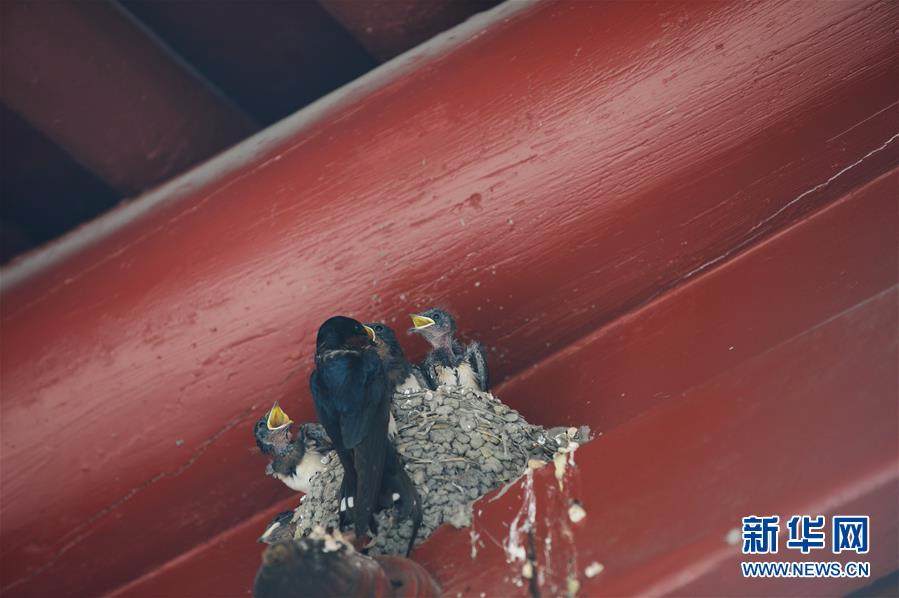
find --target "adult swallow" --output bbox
[309,316,392,542]
[254,402,332,494]
[362,324,427,553]
[378,445,423,557]
[367,322,424,554]
[258,511,298,545]
[310,316,422,555]
[409,308,489,391]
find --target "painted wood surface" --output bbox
[1,0,895,595]
[0,1,257,194]
[110,168,899,598]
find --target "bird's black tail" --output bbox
[381,446,423,557]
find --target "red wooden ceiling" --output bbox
[0,0,500,263]
[1,0,896,596]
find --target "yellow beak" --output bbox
[266,402,293,430]
[410,314,435,329]
[363,325,376,341]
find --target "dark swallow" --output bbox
[409,308,489,391]
[366,322,424,554]
[309,316,422,556]
[377,445,423,557]
[366,321,428,439]
[309,316,392,544]
[254,402,332,494]
[258,510,298,544]
[367,322,429,393]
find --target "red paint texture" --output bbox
[0,0,256,194]
[111,169,899,598]
[1,0,896,596]
[414,171,898,597]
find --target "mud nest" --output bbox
[288,385,590,555]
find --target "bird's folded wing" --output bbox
[464,341,490,391]
[337,350,388,449]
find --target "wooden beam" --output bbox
[0,0,257,194]
[1,1,895,595]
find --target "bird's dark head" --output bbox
[365,322,405,360]
[255,402,294,454]
[315,316,375,352]
[409,308,456,348]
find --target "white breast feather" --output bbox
[275,454,326,494]
[396,373,423,392]
[455,362,479,390]
[435,365,458,386]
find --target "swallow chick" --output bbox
[254,402,333,494]
[258,511,298,545]
[367,322,429,393]
[409,308,489,392]
[366,321,428,439]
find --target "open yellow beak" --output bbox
[363,325,376,341]
[410,314,435,329]
[266,402,293,430]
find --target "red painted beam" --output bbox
[109,497,298,598]
[1,0,896,596]
[413,170,899,597]
[417,286,898,596]
[499,170,899,431]
[106,169,899,598]
[0,0,257,194]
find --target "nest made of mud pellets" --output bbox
[287,385,590,555]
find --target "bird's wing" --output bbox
[419,353,441,390]
[336,349,388,449]
[411,365,430,390]
[380,445,423,556]
[271,452,300,477]
[303,423,334,452]
[309,367,344,449]
[349,351,391,536]
[464,341,490,391]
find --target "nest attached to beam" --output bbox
[287,385,590,555]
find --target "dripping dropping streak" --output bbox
[527,529,542,598]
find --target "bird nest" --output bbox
[287,385,590,555]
